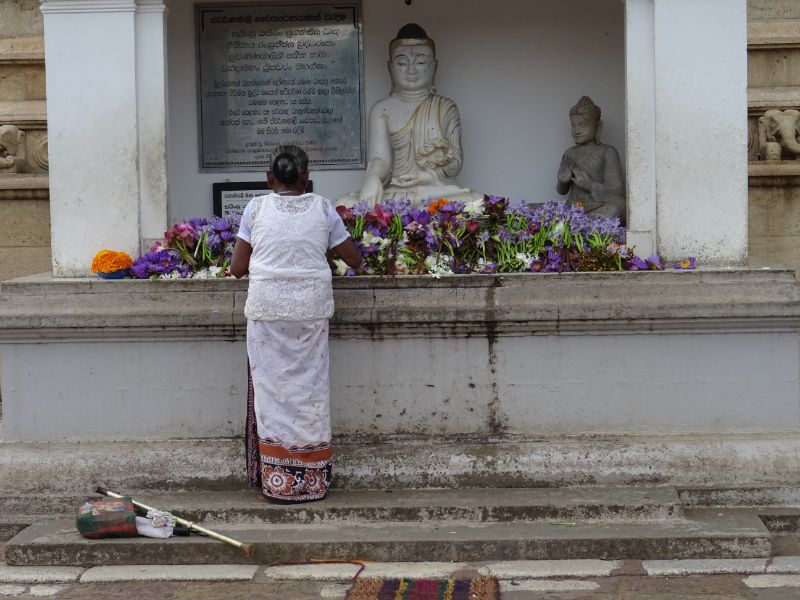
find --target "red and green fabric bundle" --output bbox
[76,498,138,538]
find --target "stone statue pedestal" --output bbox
[338,183,483,207]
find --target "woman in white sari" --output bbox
[231,145,361,503]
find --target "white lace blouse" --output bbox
[237,193,350,321]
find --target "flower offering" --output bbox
[333,197,672,277]
[90,250,133,275]
[129,215,239,280]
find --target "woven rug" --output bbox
[346,576,500,600]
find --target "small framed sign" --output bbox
[212,180,314,218]
[213,181,269,219]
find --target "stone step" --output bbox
[132,487,684,525]
[0,518,29,542]
[0,487,683,527]
[4,509,772,566]
[679,485,800,508]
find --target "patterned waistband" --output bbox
[258,438,333,463]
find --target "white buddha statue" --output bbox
[342,24,481,207]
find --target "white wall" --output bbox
[166,0,624,221]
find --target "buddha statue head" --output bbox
[569,96,602,145]
[389,23,437,95]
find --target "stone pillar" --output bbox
[39,0,167,277]
[135,0,168,250]
[624,0,657,259]
[625,0,748,264]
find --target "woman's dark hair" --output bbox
[270,145,309,186]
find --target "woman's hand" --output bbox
[332,238,362,269]
[229,239,252,278]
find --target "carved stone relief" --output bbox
[0,124,25,173]
[0,125,48,174]
[32,135,48,170]
[757,109,800,160]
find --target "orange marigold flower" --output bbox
[427,198,449,215]
[91,249,133,273]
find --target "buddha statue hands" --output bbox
[558,155,603,200]
[556,96,626,223]
[341,24,481,207]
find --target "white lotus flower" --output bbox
[464,198,484,216]
[333,259,349,276]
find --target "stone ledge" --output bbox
[0,36,45,62]
[749,19,800,48]
[0,174,49,200]
[0,100,47,127]
[0,269,798,340]
[749,162,800,187]
[747,87,800,111]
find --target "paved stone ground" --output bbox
[5,537,800,598]
[2,574,800,599]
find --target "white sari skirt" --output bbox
[246,319,333,502]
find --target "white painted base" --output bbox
[2,330,797,442]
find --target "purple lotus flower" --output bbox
[452,260,471,274]
[130,250,182,279]
[210,216,233,234]
[424,231,438,248]
[205,232,223,254]
[408,208,431,226]
[627,256,649,271]
[646,256,664,270]
[673,256,697,270]
[187,217,208,229]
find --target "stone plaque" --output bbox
[196,2,365,171]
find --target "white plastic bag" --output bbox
[135,516,173,539]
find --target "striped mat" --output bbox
[346,576,500,600]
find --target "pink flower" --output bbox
[335,205,354,222]
[366,205,392,228]
[165,222,197,248]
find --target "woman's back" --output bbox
[244,192,333,322]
